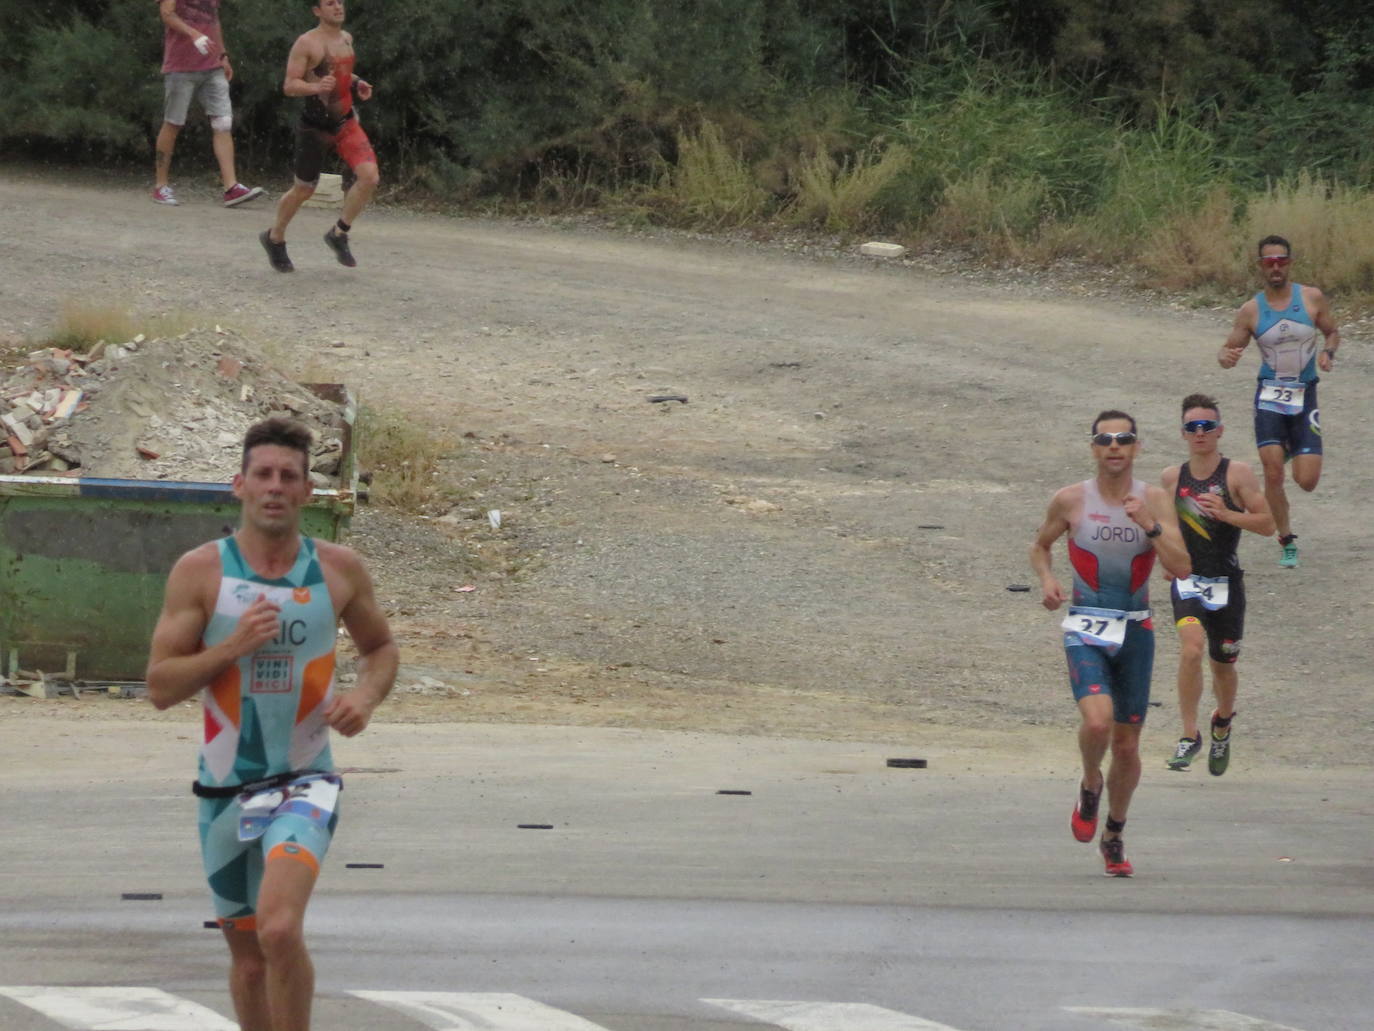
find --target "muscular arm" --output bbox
[145,548,281,710]
[1214,461,1276,537]
[1218,301,1256,369]
[1142,485,1191,580]
[1158,466,1182,579]
[282,35,332,97]
[1029,489,1073,611]
[1306,286,1341,372]
[322,546,398,737]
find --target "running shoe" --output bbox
[324,227,357,267]
[1071,781,1101,843]
[1208,718,1232,777]
[152,185,178,205]
[259,230,294,273]
[1166,734,1203,771]
[223,183,264,207]
[1100,835,1134,877]
[1279,538,1299,568]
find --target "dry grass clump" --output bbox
[926,167,1050,257]
[646,121,770,227]
[1243,173,1374,297]
[43,301,201,350]
[786,144,909,232]
[1137,188,1247,292]
[355,404,461,514]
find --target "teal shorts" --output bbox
[197,783,340,928]
[1064,619,1155,725]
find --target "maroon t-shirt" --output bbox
[161,0,223,74]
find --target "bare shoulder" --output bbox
[1235,296,1259,322]
[170,540,222,579]
[1143,482,1172,503]
[294,28,326,55]
[1047,481,1084,516]
[1160,464,1180,487]
[160,541,221,614]
[1226,457,1258,481]
[314,538,365,573]
[1301,283,1330,309]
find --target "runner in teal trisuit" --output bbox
[147,417,397,1031]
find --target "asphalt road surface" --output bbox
[2,721,1370,1030]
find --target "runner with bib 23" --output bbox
[1218,234,1341,569]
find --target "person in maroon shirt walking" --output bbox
[154,0,263,208]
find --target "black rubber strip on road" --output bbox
[886,758,928,769]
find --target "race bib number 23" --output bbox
[1258,379,1305,416]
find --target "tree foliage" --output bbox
[2,0,1373,193]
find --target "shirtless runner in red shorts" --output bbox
[260,0,378,272]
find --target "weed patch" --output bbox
[355,404,463,514]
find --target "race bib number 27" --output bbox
[1061,608,1129,652]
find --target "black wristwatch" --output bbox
[1145,522,1163,539]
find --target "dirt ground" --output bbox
[1,169,1370,770]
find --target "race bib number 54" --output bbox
[1176,575,1230,611]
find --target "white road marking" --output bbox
[702,998,969,1030]
[348,990,612,1030]
[1064,1007,1308,1031]
[0,986,237,1030]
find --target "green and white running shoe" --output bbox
[1208,724,1232,777]
[1167,734,1203,771]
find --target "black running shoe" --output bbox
[324,227,357,267]
[1208,712,1233,776]
[260,230,293,273]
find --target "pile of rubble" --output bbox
[0,327,351,485]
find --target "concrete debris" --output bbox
[0,328,349,483]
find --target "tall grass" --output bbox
[1243,173,1374,296]
[645,121,772,227]
[886,61,1116,232]
[786,143,910,231]
[600,60,1374,304]
[1137,188,1246,292]
[1079,106,1226,256]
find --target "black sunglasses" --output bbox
[1091,431,1137,446]
[1183,419,1220,433]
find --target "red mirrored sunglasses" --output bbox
[1259,255,1291,268]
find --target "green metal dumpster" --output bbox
[0,385,356,682]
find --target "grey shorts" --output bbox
[163,69,231,127]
